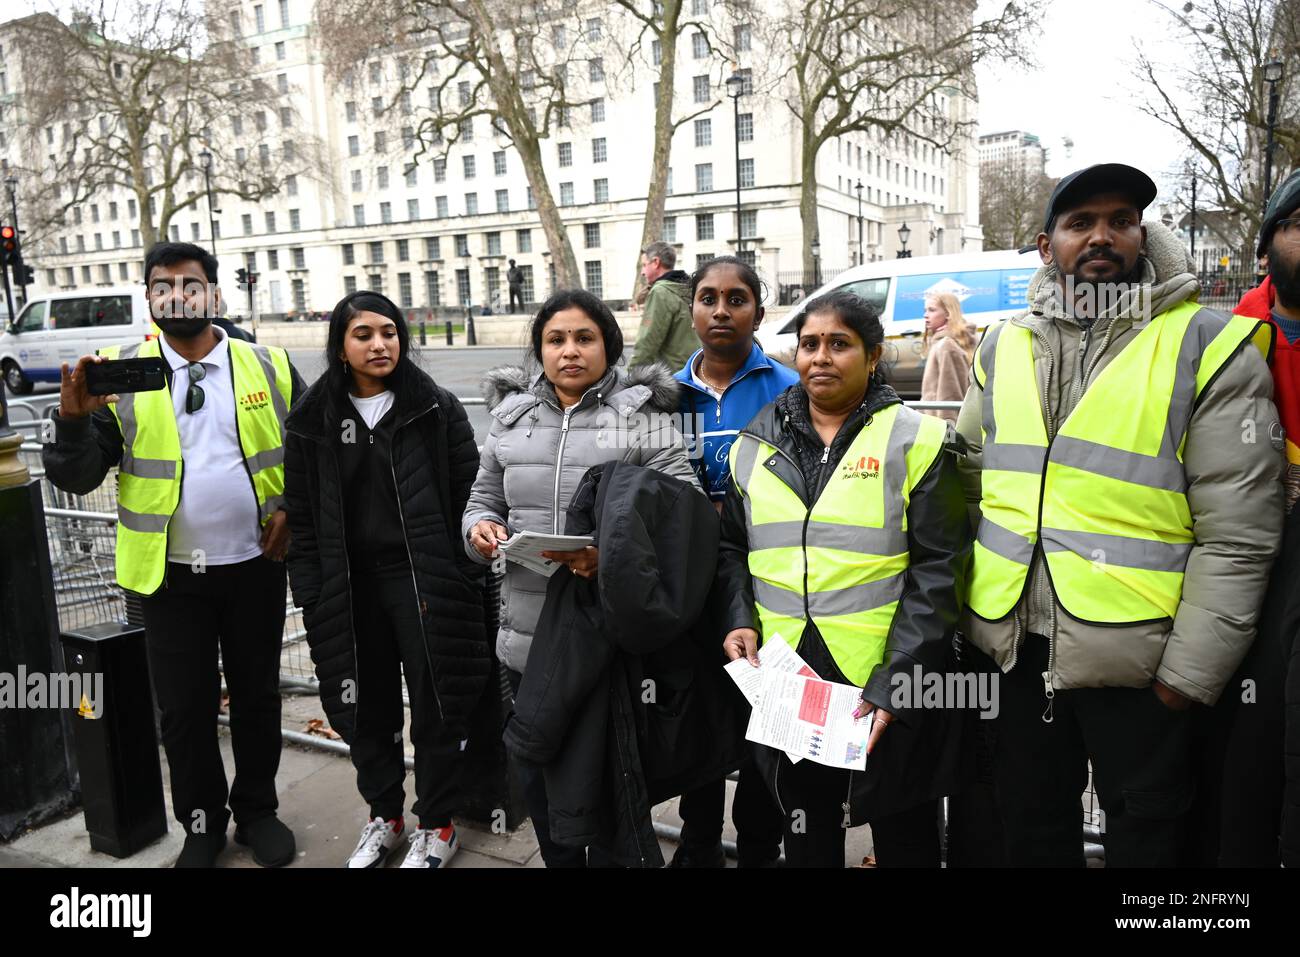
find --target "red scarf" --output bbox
[1234,277,1299,467]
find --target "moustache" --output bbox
[1078,250,1123,266]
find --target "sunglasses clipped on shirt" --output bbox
[186,362,206,414]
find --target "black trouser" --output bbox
[678,759,784,865]
[775,755,940,868]
[508,286,525,313]
[140,556,285,835]
[505,668,617,868]
[985,634,1193,867]
[349,560,464,829]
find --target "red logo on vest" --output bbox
[841,455,881,480]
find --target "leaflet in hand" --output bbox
[497,531,595,578]
[724,635,819,764]
[744,672,871,772]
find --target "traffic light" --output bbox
[0,225,15,264]
[235,267,248,287]
[18,263,34,286]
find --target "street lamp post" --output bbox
[199,148,218,253]
[897,222,912,259]
[4,174,25,304]
[855,179,864,266]
[811,236,821,286]
[726,70,745,257]
[1263,59,1285,216]
[1189,166,1198,270]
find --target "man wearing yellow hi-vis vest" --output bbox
[955,165,1284,867]
[43,243,307,869]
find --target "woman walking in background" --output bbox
[920,292,975,423]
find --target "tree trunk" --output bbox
[632,1,681,301]
[799,121,820,281]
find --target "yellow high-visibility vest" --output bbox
[968,301,1271,624]
[729,403,949,685]
[99,336,293,595]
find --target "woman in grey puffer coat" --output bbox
[461,289,701,676]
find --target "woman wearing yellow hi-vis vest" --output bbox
[42,243,307,869]
[716,289,973,868]
[954,165,1284,867]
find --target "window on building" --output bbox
[496,189,509,213]
[408,198,420,220]
[436,196,449,218]
[275,41,285,61]
[292,247,306,269]
[368,241,384,264]
[589,58,604,82]
[289,209,301,230]
[517,229,532,252]
[279,0,289,26]
[693,75,709,104]
[463,155,476,179]
[286,174,298,196]
[344,276,357,294]
[584,261,603,297]
[404,164,418,188]
[353,204,365,226]
[487,231,502,255]
[737,112,753,142]
[695,163,713,191]
[277,73,289,94]
[586,17,602,40]
[694,119,711,147]
[696,213,714,240]
[739,157,755,188]
[348,135,359,157]
[560,182,574,206]
[268,249,280,270]
[663,216,676,243]
[591,99,605,122]
[434,157,446,182]
[651,39,662,66]
[351,169,363,192]
[493,151,507,176]
[425,271,441,306]
[378,201,391,223]
[342,244,355,265]
[485,266,501,305]
[584,223,600,248]
[735,23,751,51]
[592,137,607,163]
[737,68,752,95]
[739,209,757,238]
[692,0,709,13]
[255,3,265,31]
[459,118,473,141]
[368,273,383,296]
[465,193,478,215]
[374,131,386,152]
[397,238,409,261]
[345,101,357,122]
[527,186,536,209]
[423,237,441,260]
[242,214,253,235]
[558,142,572,167]
[456,268,471,305]
[377,166,390,189]
[398,272,413,307]
[692,32,708,58]
[454,234,470,257]
[403,126,415,150]
[593,178,609,202]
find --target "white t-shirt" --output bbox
[690,355,726,402]
[158,328,265,565]
[348,390,395,430]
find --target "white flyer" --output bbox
[724,635,820,764]
[496,532,595,578]
[744,671,871,772]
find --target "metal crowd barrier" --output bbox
[17,392,1101,864]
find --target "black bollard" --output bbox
[419,316,427,345]
[445,317,453,346]
[466,307,477,346]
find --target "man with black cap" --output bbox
[954,164,1283,866]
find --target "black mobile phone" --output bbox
[84,357,167,396]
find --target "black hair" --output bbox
[144,241,219,285]
[795,289,887,384]
[324,290,416,412]
[528,288,624,366]
[688,254,766,306]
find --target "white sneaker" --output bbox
[345,816,405,869]
[400,825,459,869]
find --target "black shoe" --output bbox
[737,854,782,868]
[234,816,296,868]
[667,841,727,868]
[175,829,228,868]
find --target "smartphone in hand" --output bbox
[84,357,166,396]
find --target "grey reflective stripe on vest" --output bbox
[248,343,289,432]
[1162,306,1231,459]
[114,387,145,479]
[245,446,285,473]
[977,321,1007,446]
[982,442,1045,473]
[260,494,286,520]
[751,519,907,556]
[118,503,170,533]
[1041,527,1192,573]
[976,516,1035,565]
[1050,435,1187,491]
[883,405,921,530]
[754,571,906,619]
[119,457,177,479]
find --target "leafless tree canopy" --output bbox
[980,161,1056,251]
[1138,0,1300,259]
[12,1,313,253]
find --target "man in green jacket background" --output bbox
[629,241,699,370]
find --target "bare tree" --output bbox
[317,0,607,289]
[1136,0,1300,264]
[609,0,746,298]
[760,0,1037,276]
[11,2,309,252]
[979,160,1056,250]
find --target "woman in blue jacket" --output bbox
[671,255,798,868]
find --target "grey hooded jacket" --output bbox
[461,362,702,673]
[956,221,1284,706]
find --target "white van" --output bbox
[1,286,152,394]
[757,248,1041,396]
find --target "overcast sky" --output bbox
[975,0,1197,201]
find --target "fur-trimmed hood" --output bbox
[480,361,683,418]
